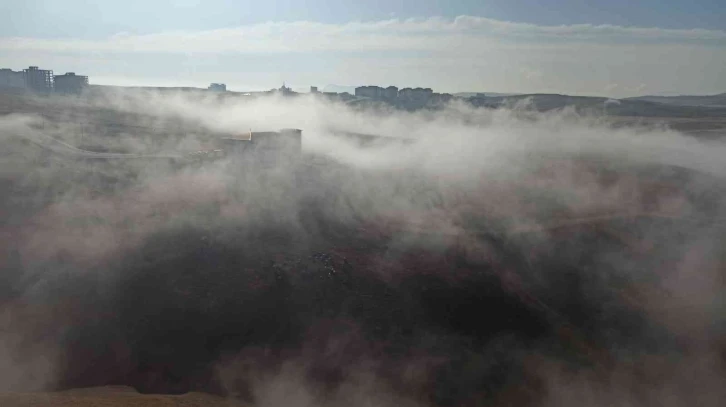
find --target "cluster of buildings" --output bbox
[258,83,454,107]
[0,66,89,94]
[0,65,459,108]
[354,85,453,104]
[208,83,227,92]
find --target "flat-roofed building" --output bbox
[24,66,53,93]
[54,72,89,94]
[218,129,302,165]
[0,68,25,89]
[355,85,384,99]
[399,87,433,102]
[383,86,399,100]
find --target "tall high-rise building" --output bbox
[23,66,53,93]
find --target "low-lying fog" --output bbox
[1,90,725,406]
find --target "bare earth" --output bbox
[0,386,245,407]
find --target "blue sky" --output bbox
[1,1,725,95]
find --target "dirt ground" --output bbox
[0,386,245,407]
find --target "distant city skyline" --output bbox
[1,1,725,97]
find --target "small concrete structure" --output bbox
[219,129,302,164]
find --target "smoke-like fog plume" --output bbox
[0,90,724,405]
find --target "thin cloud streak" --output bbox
[1,16,725,55]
